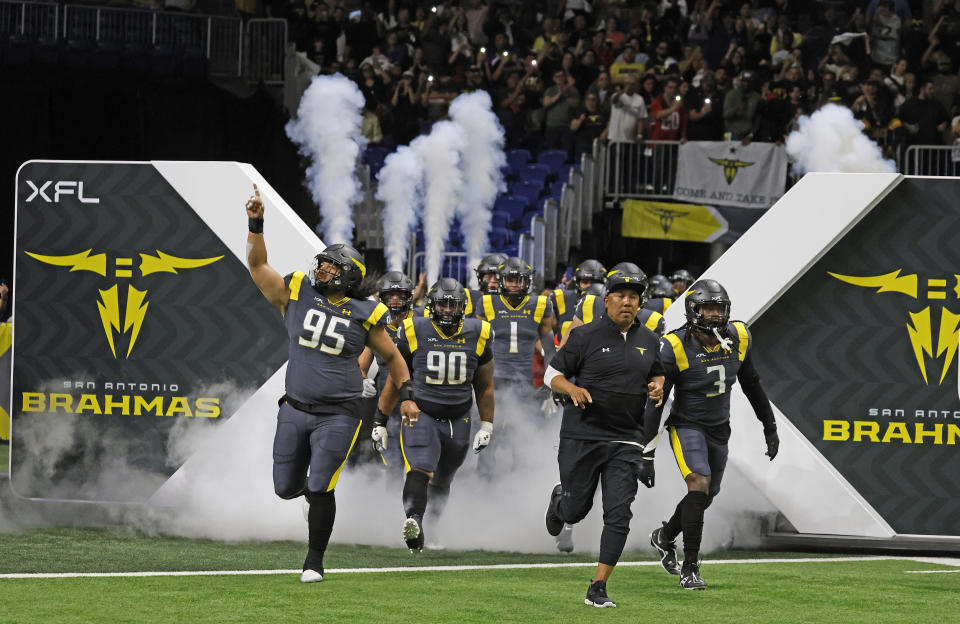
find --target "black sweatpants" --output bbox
[556,437,642,566]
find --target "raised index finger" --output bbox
[253,183,261,199]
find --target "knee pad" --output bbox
[275,482,306,500]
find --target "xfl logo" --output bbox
[25,180,99,204]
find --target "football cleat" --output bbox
[300,568,324,583]
[402,515,424,552]
[584,579,616,608]
[680,563,707,590]
[650,525,681,575]
[545,483,564,537]
[556,524,574,553]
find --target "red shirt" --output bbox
[648,95,688,141]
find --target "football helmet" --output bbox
[475,253,508,294]
[429,278,468,331]
[604,262,648,305]
[377,271,414,318]
[582,281,606,297]
[311,243,366,295]
[573,259,606,294]
[684,279,731,331]
[670,269,695,293]
[498,257,534,298]
[647,274,673,299]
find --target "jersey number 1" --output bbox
[299,310,349,355]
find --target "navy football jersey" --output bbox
[397,316,493,406]
[551,287,580,338]
[481,293,552,381]
[643,297,673,315]
[283,271,389,404]
[660,321,753,430]
[574,293,665,337]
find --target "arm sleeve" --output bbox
[551,329,582,378]
[642,377,673,445]
[395,328,415,373]
[737,350,776,432]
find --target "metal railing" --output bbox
[0,0,57,38]
[409,251,470,285]
[244,18,286,84]
[603,139,681,204]
[902,145,960,176]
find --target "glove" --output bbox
[551,391,570,407]
[638,452,655,488]
[473,421,493,453]
[371,425,388,453]
[361,377,377,398]
[764,429,779,461]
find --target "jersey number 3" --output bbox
[705,364,726,397]
[299,310,349,355]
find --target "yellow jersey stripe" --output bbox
[554,289,566,316]
[663,298,673,312]
[465,290,473,316]
[403,317,418,353]
[734,321,749,362]
[482,294,495,320]
[645,311,662,332]
[288,271,305,301]
[400,426,412,473]
[325,420,362,491]
[363,302,389,330]
[561,320,572,337]
[665,333,689,371]
[476,320,492,356]
[583,295,596,324]
[669,427,692,479]
[534,295,548,324]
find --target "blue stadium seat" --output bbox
[489,227,512,250]
[537,149,569,178]
[511,181,543,207]
[502,242,519,257]
[494,195,527,228]
[490,210,510,229]
[519,163,550,186]
[505,148,532,178]
[549,180,565,198]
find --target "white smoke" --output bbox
[449,91,506,288]
[285,74,367,244]
[414,121,466,284]
[377,145,424,272]
[785,103,896,174]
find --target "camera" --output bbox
[428,75,434,82]
[675,95,682,102]
[704,97,712,104]
[480,46,486,53]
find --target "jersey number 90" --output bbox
[425,351,468,385]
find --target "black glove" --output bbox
[638,453,655,488]
[764,429,779,461]
[552,391,570,407]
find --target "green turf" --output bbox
[0,442,8,473]
[0,527,841,574]
[1,560,957,624]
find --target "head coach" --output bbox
[542,264,665,608]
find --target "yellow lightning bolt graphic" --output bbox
[96,285,122,358]
[935,307,960,384]
[954,275,960,299]
[25,250,107,275]
[906,307,933,384]
[827,270,918,298]
[139,250,223,276]
[123,286,149,358]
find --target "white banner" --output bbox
[673,141,788,209]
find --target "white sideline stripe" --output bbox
[1,556,957,580]
[904,570,960,574]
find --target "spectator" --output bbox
[899,78,949,147]
[884,57,909,99]
[605,75,648,140]
[361,102,383,145]
[590,71,614,111]
[723,70,759,141]
[639,73,658,107]
[389,71,422,146]
[603,16,627,49]
[852,79,893,145]
[610,42,646,85]
[648,78,688,143]
[687,71,724,140]
[929,52,960,116]
[869,1,902,69]
[573,48,600,93]
[542,69,580,150]
[496,69,531,149]
[570,91,608,160]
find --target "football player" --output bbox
[669,269,695,298]
[375,278,495,551]
[643,280,779,590]
[244,185,416,583]
[552,259,606,340]
[644,274,674,314]
[559,262,665,348]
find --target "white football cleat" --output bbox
[300,569,324,583]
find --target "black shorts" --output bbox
[668,425,728,498]
[272,403,362,497]
[400,411,472,487]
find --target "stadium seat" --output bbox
[519,163,550,186]
[511,181,543,207]
[505,148,532,178]
[493,195,527,228]
[489,226,512,250]
[537,149,569,178]
[490,210,510,229]
[549,180,565,198]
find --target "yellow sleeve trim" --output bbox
[561,320,572,337]
[482,294,495,321]
[645,311,663,332]
[669,427,692,479]
[665,333,689,372]
[534,295,549,324]
[733,321,749,362]
[476,320,492,356]
[403,317,418,353]
[663,298,673,312]
[363,302,389,331]
[465,290,473,316]
[554,289,566,316]
[583,295,596,324]
[288,271,305,301]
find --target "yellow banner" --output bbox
[622,200,728,242]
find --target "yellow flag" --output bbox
[622,200,727,242]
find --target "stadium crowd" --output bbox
[256,0,960,161]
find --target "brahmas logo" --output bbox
[644,206,691,235]
[709,149,755,184]
[26,249,223,358]
[829,269,960,385]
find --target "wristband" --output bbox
[397,380,413,402]
[248,217,264,233]
[373,408,389,427]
